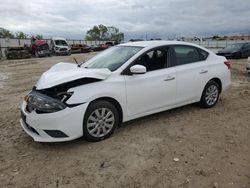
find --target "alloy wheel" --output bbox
[205,85,219,106]
[86,108,115,138]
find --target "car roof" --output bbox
[52,37,66,40]
[119,40,200,48]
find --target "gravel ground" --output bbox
[0,54,249,188]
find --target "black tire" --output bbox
[35,50,39,58]
[83,100,119,142]
[199,80,220,108]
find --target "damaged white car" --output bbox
[20,41,231,142]
[246,56,250,74]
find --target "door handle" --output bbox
[200,70,208,74]
[164,76,175,81]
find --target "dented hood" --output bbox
[36,62,111,90]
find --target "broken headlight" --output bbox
[25,91,67,113]
[56,92,73,103]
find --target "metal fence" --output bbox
[1,37,250,59]
[0,38,110,58]
[189,40,250,49]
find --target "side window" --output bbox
[173,46,200,65]
[198,48,209,61]
[134,48,169,71]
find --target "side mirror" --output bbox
[130,65,146,74]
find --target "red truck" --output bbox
[31,39,51,57]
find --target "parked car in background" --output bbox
[31,39,51,57]
[70,44,81,54]
[246,57,250,74]
[81,45,92,53]
[90,44,110,51]
[50,37,71,56]
[100,44,110,50]
[90,44,104,51]
[217,43,250,59]
[20,41,231,142]
[71,44,92,54]
[105,41,114,46]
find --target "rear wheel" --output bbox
[200,80,220,108]
[83,100,119,142]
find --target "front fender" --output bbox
[66,78,127,119]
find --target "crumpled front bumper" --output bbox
[20,101,88,142]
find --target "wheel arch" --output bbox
[89,97,123,124]
[200,77,222,101]
[209,77,222,93]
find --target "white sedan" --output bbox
[20,41,231,142]
[247,56,250,74]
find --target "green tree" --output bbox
[85,25,101,41]
[0,28,14,38]
[15,31,28,39]
[35,35,43,40]
[107,26,124,42]
[85,24,124,43]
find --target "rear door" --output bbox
[171,45,210,105]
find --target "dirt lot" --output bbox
[0,54,249,188]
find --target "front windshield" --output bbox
[55,40,68,46]
[83,46,143,71]
[224,44,243,50]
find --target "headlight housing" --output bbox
[25,91,67,113]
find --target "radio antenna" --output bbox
[73,57,81,67]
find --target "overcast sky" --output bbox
[0,0,250,40]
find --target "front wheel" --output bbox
[83,100,119,142]
[200,80,220,108]
[35,50,39,58]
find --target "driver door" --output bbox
[124,47,176,117]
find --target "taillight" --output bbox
[224,60,231,70]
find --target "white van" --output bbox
[50,37,71,55]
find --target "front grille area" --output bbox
[59,48,67,52]
[26,124,40,135]
[44,130,68,138]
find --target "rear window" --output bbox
[198,49,209,61]
[173,45,209,65]
[173,46,200,65]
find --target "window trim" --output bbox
[121,45,173,75]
